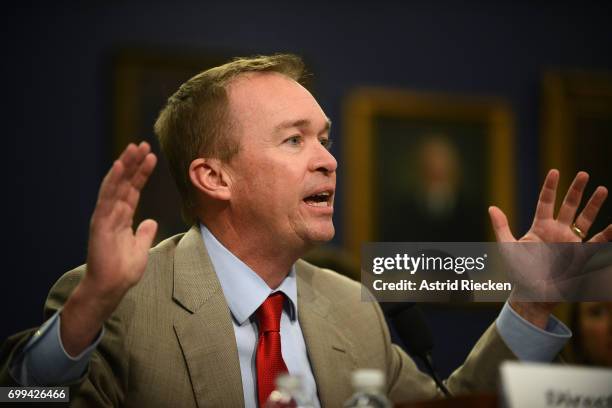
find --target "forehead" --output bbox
[225,72,327,132]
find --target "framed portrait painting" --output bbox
[343,88,515,260]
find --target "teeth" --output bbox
[307,191,331,198]
[303,190,333,207]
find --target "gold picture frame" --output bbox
[541,70,612,237]
[343,88,515,261]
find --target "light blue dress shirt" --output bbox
[11,225,572,400]
[199,225,320,408]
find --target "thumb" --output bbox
[488,206,516,242]
[588,224,612,244]
[135,219,158,251]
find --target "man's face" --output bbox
[578,302,612,366]
[224,72,337,251]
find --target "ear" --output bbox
[189,158,232,201]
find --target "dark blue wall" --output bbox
[3,1,611,378]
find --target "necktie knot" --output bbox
[256,292,285,333]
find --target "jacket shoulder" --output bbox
[296,258,361,290]
[295,258,376,313]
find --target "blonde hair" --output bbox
[154,54,305,224]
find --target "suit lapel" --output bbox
[169,227,356,407]
[296,261,356,407]
[172,225,244,408]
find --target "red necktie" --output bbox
[256,292,289,407]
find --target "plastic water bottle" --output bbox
[343,369,392,408]
[265,374,316,408]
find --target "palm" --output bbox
[88,222,148,290]
[521,218,583,244]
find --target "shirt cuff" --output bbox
[496,301,571,362]
[10,310,104,385]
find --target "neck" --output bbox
[200,213,307,289]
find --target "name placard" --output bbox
[501,362,612,408]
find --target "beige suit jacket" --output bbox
[1,225,516,407]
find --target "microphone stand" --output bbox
[382,302,453,398]
[420,351,452,397]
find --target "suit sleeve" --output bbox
[1,267,130,408]
[367,296,518,402]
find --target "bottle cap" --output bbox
[351,369,385,389]
[276,373,302,391]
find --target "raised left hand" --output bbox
[488,169,611,328]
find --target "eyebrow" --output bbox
[274,118,332,135]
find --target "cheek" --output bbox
[238,172,299,215]
[232,154,304,211]
[262,166,303,201]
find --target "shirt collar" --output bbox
[200,223,298,325]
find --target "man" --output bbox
[1,54,610,407]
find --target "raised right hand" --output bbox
[84,141,158,300]
[61,142,158,356]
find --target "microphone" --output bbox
[380,302,452,397]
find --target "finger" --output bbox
[117,153,157,205]
[117,142,138,162]
[124,187,140,214]
[588,224,612,243]
[99,143,143,203]
[125,156,157,211]
[117,143,140,177]
[488,206,516,242]
[112,148,156,203]
[556,171,589,225]
[135,219,158,252]
[533,169,560,221]
[121,142,151,180]
[131,153,157,191]
[91,198,130,233]
[574,186,608,236]
[96,160,125,215]
[108,201,133,230]
[93,144,152,225]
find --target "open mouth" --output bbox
[303,191,332,207]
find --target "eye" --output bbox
[284,135,303,146]
[320,138,333,150]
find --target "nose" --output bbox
[311,142,338,174]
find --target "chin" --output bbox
[305,224,335,244]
